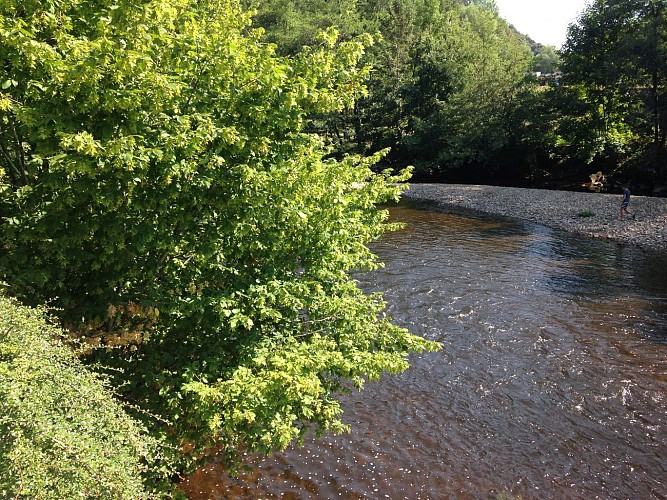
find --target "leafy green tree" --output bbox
[251,0,540,180]
[245,0,378,155]
[534,44,561,74]
[0,293,173,498]
[561,0,667,180]
[0,0,438,476]
[402,1,535,179]
[246,0,368,54]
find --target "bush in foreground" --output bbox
[0,0,439,476]
[0,294,174,498]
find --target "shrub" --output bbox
[0,295,173,498]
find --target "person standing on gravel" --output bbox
[620,185,635,220]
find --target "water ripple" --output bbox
[181,203,667,500]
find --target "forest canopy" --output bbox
[249,0,666,190]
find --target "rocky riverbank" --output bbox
[401,183,667,253]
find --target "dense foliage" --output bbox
[560,0,667,182]
[0,0,438,488]
[534,45,560,74]
[0,294,172,498]
[250,0,667,188]
[250,0,537,180]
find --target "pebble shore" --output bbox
[401,183,667,253]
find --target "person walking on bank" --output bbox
[620,185,635,220]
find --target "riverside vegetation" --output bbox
[1,0,665,496]
[0,1,439,496]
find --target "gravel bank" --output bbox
[402,183,667,253]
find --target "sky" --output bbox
[494,0,591,48]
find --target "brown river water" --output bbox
[180,201,667,499]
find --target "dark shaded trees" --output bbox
[561,0,667,182]
[400,2,535,180]
[251,0,538,181]
[247,0,667,189]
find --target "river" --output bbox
[180,200,667,499]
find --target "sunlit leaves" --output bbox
[0,0,438,476]
[0,295,174,498]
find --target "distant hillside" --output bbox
[505,22,544,54]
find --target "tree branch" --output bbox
[0,131,21,186]
[9,116,28,185]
